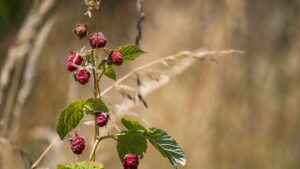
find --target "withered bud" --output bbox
[73,23,88,39]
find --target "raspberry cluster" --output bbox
[122,154,139,169]
[65,24,124,85]
[89,32,107,48]
[109,51,123,66]
[66,51,83,72]
[69,135,85,155]
[95,112,109,127]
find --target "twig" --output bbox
[135,0,145,47]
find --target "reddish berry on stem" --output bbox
[75,69,90,85]
[89,32,107,48]
[122,154,139,169]
[95,112,109,127]
[66,51,83,72]
[109,51,123,66]
[70,135,85,155]
[73,23,88,39]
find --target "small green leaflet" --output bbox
[117,119,147,159]
[57,161,104,169]
[56,100,85,140]
[146,128,186,166]
[101,65,116,80]
[118,44,145,61]
[99,60,116,80]
[85,98,109,112]
[121,118,146,131]
[117,131,147,159]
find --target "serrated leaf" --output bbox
[117,131,147,159]
[118,44,145,61]
[57,161,104,169]
[122,118,146,131]
[101,65,116,80]
[85,98,109,112]
[146,128,186,166]
[56,100,85,140]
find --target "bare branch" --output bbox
[135,0,145,47]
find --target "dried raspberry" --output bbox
[95,112,109,127]
[122,154,139,169]
[66,51,83,72]
[109,51,123,66]
[70,135,85,155]
[73,23,88,39]
[75,69,90,85]
[89,32,107,48]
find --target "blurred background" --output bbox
[1,0,300,169]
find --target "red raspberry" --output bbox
[66,51,83,72]
[95,112,109,127]
[75,69,90,85]
[89,32,107,48]
[73,23,88,39]
[109,51,123,66]
[122,154,139,169]
[69,135,85,155]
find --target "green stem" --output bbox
[92,48,100,162]
[89,134,118,161]
[97,67,105,84]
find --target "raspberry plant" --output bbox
[56,1,186,169]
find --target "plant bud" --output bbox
[73,23,88,39]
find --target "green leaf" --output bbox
[122,118,146,131]
[146,128,186,166]
[118,44,145,61]
[56,100,85,140]
[117,131,147,159]
[57,161,104,169]
[85,98,109,112]
[100,64,116,80]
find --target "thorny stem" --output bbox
[92,57,100,162]
[92,3,102,161]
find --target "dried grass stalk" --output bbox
[0,0,56,137]
[101,49,244,131]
